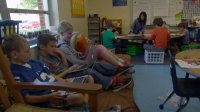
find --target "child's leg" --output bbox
[95,45,126,67]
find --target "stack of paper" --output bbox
[175,59,200,68]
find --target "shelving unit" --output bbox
[88,16,101,44]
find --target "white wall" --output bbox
[49,0,88,36]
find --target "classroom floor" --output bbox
[133,65,200,112]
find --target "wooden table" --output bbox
[116,34,148,40]
[175,49,200,77]
[117,33,181,40]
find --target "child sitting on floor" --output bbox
[2,35,86,109]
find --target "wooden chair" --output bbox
[0,38,102,112]
[0,81,65,112]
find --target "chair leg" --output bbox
[176,97,189,112]
[159,91,175,110]
[185,73,189,78]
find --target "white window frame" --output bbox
[0,0,49,22]
[0,0,50,47]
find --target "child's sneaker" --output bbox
[127,68,135,74]
[115,64,135,77]
[111,77,132,92]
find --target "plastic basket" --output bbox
[144,50,164,64]
[125,44,143,56]
[181,44,199,51]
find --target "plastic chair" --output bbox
[159,50,200,112]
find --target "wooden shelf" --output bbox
[88,16,101,44]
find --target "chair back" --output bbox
[0,82,11,110]
[0,20,21,44]
[168,50,179,92]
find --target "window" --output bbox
[6,0,48,11]
[1,0,49,33]
[0,0,50,46]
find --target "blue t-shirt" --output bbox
[131,19,146,34]
[11,60,55,96]
[183,29,190,44]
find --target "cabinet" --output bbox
[88,16,101,44]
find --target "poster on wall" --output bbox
[72,0,85,17]
[112,0,127,6]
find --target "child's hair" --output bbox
[37,34,57,47]
[138,11,147,24]
[2,34,27,59]
[105,21,113,29]
[178,22,188,29]
[57,20,73,34]
[153,17,163,27]
[163,21,167,25]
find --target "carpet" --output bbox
[158,91,182,108]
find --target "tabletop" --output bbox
[175,49,200,77]
[116,33,181,40]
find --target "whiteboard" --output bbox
[132,0,183,25]
[153,0,169,16]
[133,0,152,25]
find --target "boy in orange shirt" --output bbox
[144,17,170,51]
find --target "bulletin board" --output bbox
[132,0,183,25]
[112,0,127,6]
[71,0,85,17]
[182,0,200,19]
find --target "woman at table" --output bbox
[129,11,147,34]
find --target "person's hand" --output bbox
[53,48,64,57]
[77,52,83,57]
[48,92,64,101]
[139,31,145,35]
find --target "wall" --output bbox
[49,0,88,36]
[132,0,183,25]
[87,0,133,34]
[50,0,133,35]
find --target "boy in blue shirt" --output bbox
[2,35,85,108]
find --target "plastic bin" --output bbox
[125,44,143,56]
[144,50,164,64]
